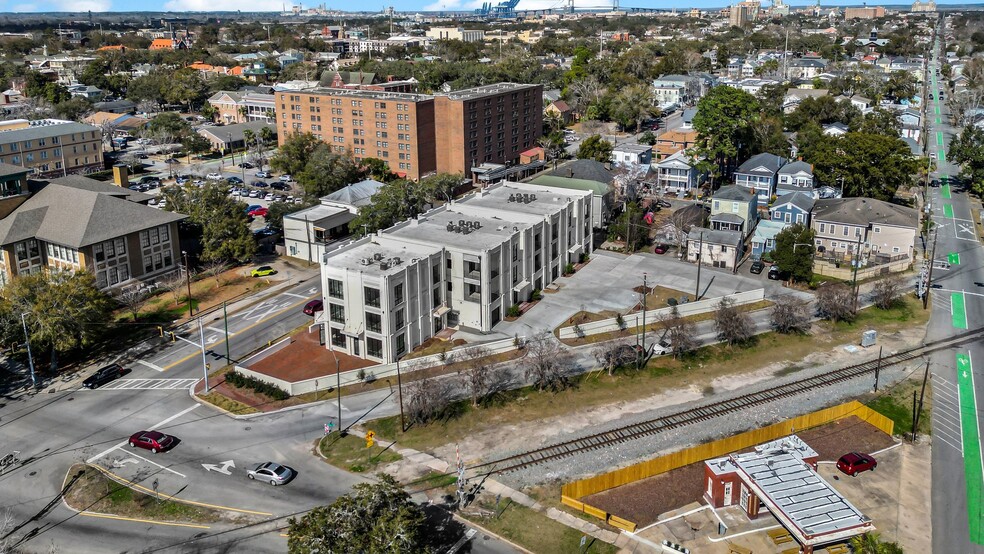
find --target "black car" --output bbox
[238,162,254,169]
[271,182,290,191]
[227,176,244,184]
[82,364,125,389]
[767,265,788,280]
[750,260,765,274]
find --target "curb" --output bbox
[452,512,535,554]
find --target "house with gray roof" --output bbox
[284,179,387,263]
[776,160,815,197]
[546,159,614,185]
[770,191,815,228]
[686,227,743,270]
[811,197,918,266]
[0,176,186,289]
[734,153,786,205]
[528,174,613,228]
[197,121,277,153]
[711,185,758,237]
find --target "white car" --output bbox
[206,172,223,180]
[264,193,275,201]
[249,190,261,198]
[279,174,293,182]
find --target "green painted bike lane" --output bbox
[957,352,984,544]
[939,132,946,146]
[945,204,955,218]
[943,175,952,199]
[949,252,961,265]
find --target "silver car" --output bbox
[247,462,293,485]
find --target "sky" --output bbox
[0,0,965,16]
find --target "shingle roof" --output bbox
[528,175,611,196]
[713,185,755,202]
[0,120,99,143]
[46,175,153,203]
[813,197,917,229]
[323,179,386,207]
[736,153,785,175]
[0,162,29,179]
[547,159,614,184]
[687,226,742,246]
[778,160,813,175]
[774,191,816,212]
[0,180,184,248]
[711,212,745,224]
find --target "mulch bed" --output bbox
[579,416,894,527]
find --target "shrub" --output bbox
[531,289,543,301]
[224,370,289,400]
[564,263,576,275]
[507,304,521,317]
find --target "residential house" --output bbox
[849,95,874,113]
[899,109,921,141]
[149,37,187,50]
[750,219,786,259]
[770,191,815,227]
[680,108,696,129]
[83,112,150,136]
[710,185,758,237]
[654,129,697,161]
[651,74,702,107]
[776,160,815,197]
[197,121,277,152]
[93,100,137,114]
[284,179,386,263]
[546,158,614,185]
[734,153,786,204]
[822,122,849,136]
[0,176,185,289]
[612,143,652,166]
[278,51,305,67]
[545,100,573,123]
[787,58,827,80]
[783,89,829,114]
[67,84,104,101]
[654,150,706,195]
[811,197,918,265]
[318,180,593,363]
[207,90,276,124]
[686,227,743,270]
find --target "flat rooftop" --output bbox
[387,208,531,251]
[325,236,439,276]
[457,181,584,218]
[287,87,433,103]
[439,82,539,101]
[285,203,350,227]
[730,437,872,545]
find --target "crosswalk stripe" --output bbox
[86,378,199,391]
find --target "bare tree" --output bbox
[0,507,14,554]
[658,304,699,358]
[456,346,501,407]
[201,259,228,286]
[714,297,755,346]
[522,331,574,391]
[117,288,146,322]
[770,295,812,334]
[871,274,906,310]
[593,341,640,376]
[567,76,606,117]
[815,282,857,323]
[159,273,187,306]
[404,376,453,425]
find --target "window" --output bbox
[366,312,382,333]
[819,223,826,233]
[732,202,739,212]
[843,226,849,236]
[328,278,344,299]
[331,327,346,348]
[713,201,720,211]
[364,286,381,308]
[873,226,881,233]
[329,303,345,323]
[395,334,406,356]
[393,283,404,305]
[395,308,405,329]
[367,337,383,358]
[432,263,440,284]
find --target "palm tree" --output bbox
[849,533,903,554]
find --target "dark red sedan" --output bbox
[128,430,175,453]
[653,244,669,254]
[836,452,877,476]
[303,299,323,316]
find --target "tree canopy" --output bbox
[288,474,426,554]
[771,224,816,283]
[799,132,917,200]
[692,86,759,177]
[576,134,613,162]
[162,183,256,263]
[949,124,984,197]
[350,179,430,235]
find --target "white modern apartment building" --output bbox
[319,180,593,363]
[425,27,485,43]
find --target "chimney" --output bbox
[112,164,129,187]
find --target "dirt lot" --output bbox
[580,416,895,527]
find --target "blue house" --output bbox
[770,191,816,228]
[751,220,786,259]
[734,153,786,205]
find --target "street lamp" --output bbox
[19,312,36,389]
[182,250,193,317]
[227,133,234,167]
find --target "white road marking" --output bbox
[201,460,236,475]
[282,292,309,299]
[136,360,166,372]
[206,326,234,336]
[87,405,198,463]
[934,287,984,298]
[92,378,200,391]
[127,450,186,478]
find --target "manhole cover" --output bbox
[244,426,251,431]
[28,471,37,477]
[67,397,74,401]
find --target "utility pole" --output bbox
[182,250,193,317]
[198,318,209,392]
[223,301,231,364]
[694,230,704,300]
[911,390,919,442]
[639,273,648,368]
[396,359,406,432]
[851,229,865,313]
[914,361,931,435]
[923,226,938,310]
[874,346,882,392]
[19,313,36,389]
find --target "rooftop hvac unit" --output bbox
[508,194,516,202]
[379,261,389,270]
[474,221,481,229]
[373,252,383,261]
[446,222,455,232]
[392,257,401,265]
[360,257,371,265]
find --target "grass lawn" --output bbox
[375,298,929,452]
[460,496,617,554]
[864,377,932,437]
[116,269,272,325]
[318,432,403,473]
[404,337,467,360]
[64,464,224,523]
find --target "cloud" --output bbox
[422,0,484,12]
[423,0,609,13]
[163,0,278,10]
[54,0,112,9]
[11,3,38,11]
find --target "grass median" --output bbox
[318,432,403,473]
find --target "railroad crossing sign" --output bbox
[365,430,376,448]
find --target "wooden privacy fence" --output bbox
[561,400,893,504]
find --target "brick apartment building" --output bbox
[275,82,542,180]
[0,119,103,178]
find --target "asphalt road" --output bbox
[926,31,984,554]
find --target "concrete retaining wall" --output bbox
[557,289,766,339]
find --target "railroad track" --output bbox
[468,328,984,476]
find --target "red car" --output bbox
[303,299,324,316]
[653,244,669,254]
[128,430,175,453]
[836,452,877,476]
[248,207,269,217]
